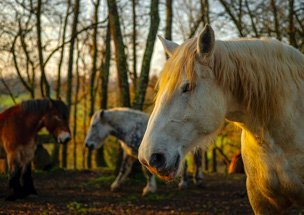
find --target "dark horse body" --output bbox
[0,99,71,201]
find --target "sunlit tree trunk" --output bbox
[133,0,160,110]
[72,38,81,170]
[89,0,101,117]
[64,0,80,168]
[107,0,130,107]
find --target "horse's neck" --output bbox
[23,111,46,133]
[107,112,128,141]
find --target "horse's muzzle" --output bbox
[57,131,71,144]
[142,153,180,181]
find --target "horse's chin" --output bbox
[145,154,181,181]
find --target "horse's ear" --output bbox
[158,35,179,57]
[197,24,215,58]
[99,110,104,118]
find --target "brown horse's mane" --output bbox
[20,99,69,120]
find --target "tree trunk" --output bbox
[165,0,173,59]
[288,0,297,48]
[107,0,130,107]
[89,0,101,117]
[72,38,81,169]
[82,74,88,169]
[96,22,111,168]
[131,0,138,91]
[133,0,160,110]
[56,0,71,98]
[212,147,217,172]
[53,0,70,165]
[36,0,50,97]
[100,22,111,110]
[204,151,208,171]
[64,0,80,168]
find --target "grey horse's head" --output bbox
[85,110,113,150]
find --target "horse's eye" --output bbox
[181,82,191,93]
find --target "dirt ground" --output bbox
[0,169,302,215]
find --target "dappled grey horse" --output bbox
[85,108,204,195]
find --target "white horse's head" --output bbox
[139,25,227,180]
[85,110,112,150]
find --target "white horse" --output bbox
[85,108,204,196]
[139,25,304,214]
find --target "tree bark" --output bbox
[212,147,217,172]
[36,0,50,97]
[63,0,80,168]
[56,0,71,98]
[131,0,138,91]
[133,0,160,110]
[72,38,81,169]
[53,0,71,166]
[96,22,111,168]
[107,0,131,107]
[288,0,297,47]
[165,0,173,59]
[89,0,101,117]
[100,22,111,110]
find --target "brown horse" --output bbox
[0,98,71,201]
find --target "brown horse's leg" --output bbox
[6,160,23,201]
[21,163,37,196]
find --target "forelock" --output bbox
[156,38,198,102]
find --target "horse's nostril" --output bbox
[149,153,166,170]
[64,136,71,144]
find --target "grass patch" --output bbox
[67,201,94,214]
[85,175,116,187]
[144,192,176,201]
